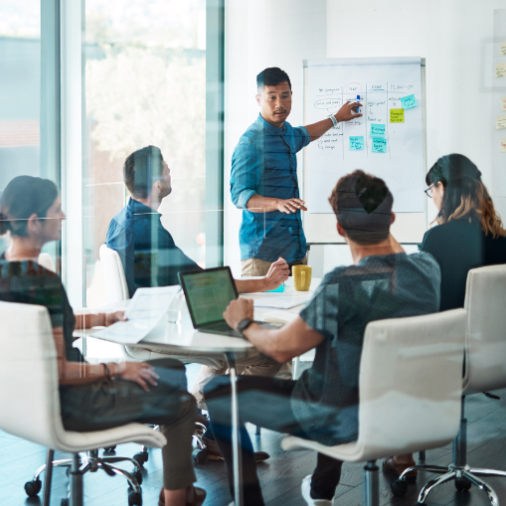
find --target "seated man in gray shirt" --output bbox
[203,170,441,506]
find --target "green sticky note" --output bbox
[390,108,404,123]
[372,138,387,153]
[370,123,385,137]
[400,94,417,109]
[349,136,364,150]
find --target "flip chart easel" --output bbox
[301,57,428,245]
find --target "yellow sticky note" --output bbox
[501,139,506,153]
[390,108,404,123]
[497,115,506,129]
[502,97,506,111]
[501,42,506,57]
[496,63,506,78]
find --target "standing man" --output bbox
[231,67,362,276]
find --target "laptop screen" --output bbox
[180,267,238,327]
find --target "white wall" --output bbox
[326,0,506,220]
[224,0,506,277]
[224,0,327,277]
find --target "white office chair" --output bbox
[38,252,56,273]
[0,301,166,506]
[393,264,506,506]
[282,309,467,506]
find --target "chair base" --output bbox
[27,449,144,506]
[394,463,505,506]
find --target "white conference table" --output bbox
[76,277,321,506]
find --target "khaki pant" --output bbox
[190,347,282,409]
[241,255,307,277]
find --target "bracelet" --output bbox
[327,114,339,129]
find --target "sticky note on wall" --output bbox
[400,94,417,109]
[497,115,506,129]
[501,139,506,153]
[501,42,506,57]
[370,123,386,137]
[496,63,506,79]
[502,97,506,111]
[390,109,404,123]
[349,136,364,150]
[372,138,387,153]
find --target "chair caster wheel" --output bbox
[391,479,408,497]
[133,451,148,467]
[193,447,208,464]
[24,478,42,497]
[104,445,116,453]
[128,489,143,506]
[132,469,143,485]
[455,477,472,491]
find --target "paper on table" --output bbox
[372,137,387,153]
[501,139,506,153]
[262,311,299,324]
[497,115,506,129]
[92,286,180,344]
[400,94,417,109]
[390,108,404,123]
[249,293,312,310]
[501,42,506,57]
[496,63,506,79]
[349,136,364,150]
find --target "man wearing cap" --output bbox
[231,67,362,277]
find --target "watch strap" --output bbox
[328,114,338,128]
[237,317,253,333]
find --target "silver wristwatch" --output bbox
[327,114,339,128]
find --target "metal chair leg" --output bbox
[42,449,54,506]
[464,471,499,506]
[417,471,456,503]
[70,453,83,506]
[364,460,379,506]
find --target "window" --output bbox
[83,0,208,306]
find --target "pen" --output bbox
[356,94,361,113]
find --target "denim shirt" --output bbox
[230,114,310,263]
[106,198,200,297]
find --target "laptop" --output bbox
[179,266,282,338]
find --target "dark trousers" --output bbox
[204,375,343,506]
[60,359,196,490]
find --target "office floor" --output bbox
[3,371,506,506]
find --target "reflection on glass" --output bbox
[84,0,206,306]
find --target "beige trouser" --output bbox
[240,255,308,383]
[241,255,307,277]
[190,347,282,409]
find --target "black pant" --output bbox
[60,359,197,490]
[204,375,343,506]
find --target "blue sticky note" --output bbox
[267,283,285,293]
[370,123,385,137]
[349,136,364,150]
[372,137,387,153]
[400,94,417,109]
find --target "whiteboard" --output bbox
[302,57,427,240]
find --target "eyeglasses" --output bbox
[424,184,436,198]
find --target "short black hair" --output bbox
[0,176,58,237]
[123,146,164,199]
[328,170,393,245]
[256,67,291,91]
